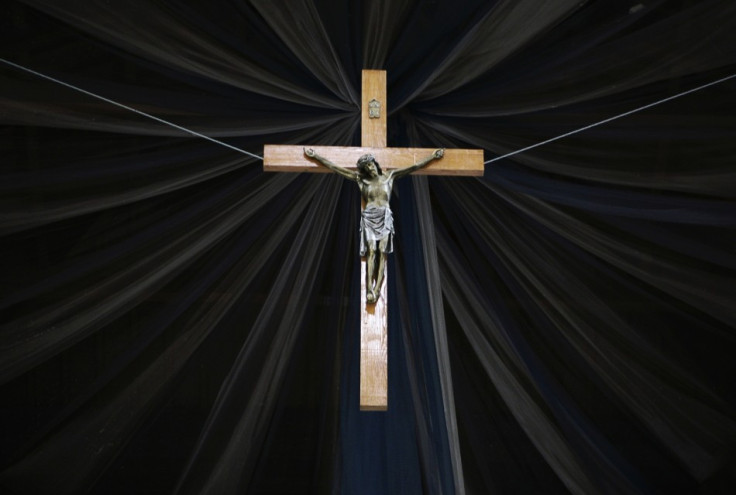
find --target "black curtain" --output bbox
[2,1,736,493]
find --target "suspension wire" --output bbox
[1,57,264,161]
[484,72,736,164]
[3,57,734,165]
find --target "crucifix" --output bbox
[263,70,484,411]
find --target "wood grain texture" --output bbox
[263,145,484,176]
[362,70,386,148]
[359,259,388,411]
[360,70,388,411]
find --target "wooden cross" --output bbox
[263,70,483,411]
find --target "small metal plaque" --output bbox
[368,99,381,119]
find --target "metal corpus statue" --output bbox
[304,148,445,303]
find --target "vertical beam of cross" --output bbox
[359,70,389,411]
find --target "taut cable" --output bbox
[1,57,263,160]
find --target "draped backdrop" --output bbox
[2,1,736,493]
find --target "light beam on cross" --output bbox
[263,70,484,411]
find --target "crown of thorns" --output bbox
[357,154,382,174]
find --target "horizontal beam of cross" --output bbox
[264,145,484,176]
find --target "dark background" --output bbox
[2,1,736,493]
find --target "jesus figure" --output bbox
[304,147,444,303]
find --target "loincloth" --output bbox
[360,205,394,256]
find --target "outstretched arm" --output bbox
[304,148,358,181]
[389,149,444,180]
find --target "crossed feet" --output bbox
[366,289,378,304]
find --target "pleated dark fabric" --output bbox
[2,1,736,493]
